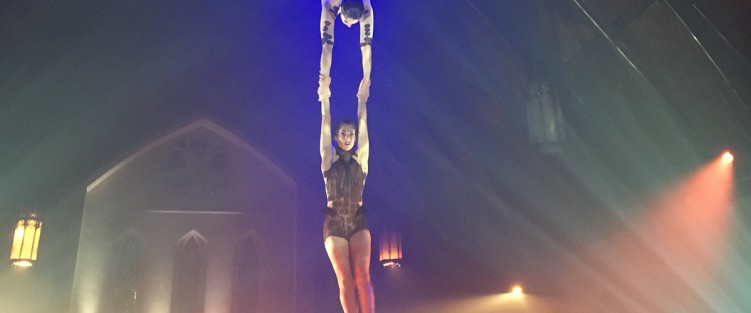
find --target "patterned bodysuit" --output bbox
[323,150,368,241]
[320,0,374,48]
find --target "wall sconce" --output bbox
[379,226,402,268]
[10,212,42,268]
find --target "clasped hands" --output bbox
[318,74,332,101]
[318,75,370,101]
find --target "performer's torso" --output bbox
[324,155,366,207]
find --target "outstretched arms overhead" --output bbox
[319,0,336,101]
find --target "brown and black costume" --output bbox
[323,148,368,241]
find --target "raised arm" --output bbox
[355,1,372,170]
[319,1,337,100]
[355,98,369,174]
[321,99,334,172]
[357,1,373,99]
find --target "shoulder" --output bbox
[322,153,340,173]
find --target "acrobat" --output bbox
[317,1,375,312]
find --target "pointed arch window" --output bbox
[171,232,207,313]
[232,236,261,313]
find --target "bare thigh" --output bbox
[325,236,354,281]
[348,230,371,276]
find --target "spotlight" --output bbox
[722,151,734,163]
[510,285,523,298]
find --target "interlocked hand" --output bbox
[357,78,370,100]
[318,74,332,101]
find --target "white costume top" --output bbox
[320,0,374,47]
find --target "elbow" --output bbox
[322,43,334,54]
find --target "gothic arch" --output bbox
[171,231,208,313]
[231,233,264,313]
[176,230,209,251]
[87,118,295,193]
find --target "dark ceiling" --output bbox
[1,0,750,312]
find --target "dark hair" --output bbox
[334,119,357,135]
[341,0,365,20]
[333,120,357,152]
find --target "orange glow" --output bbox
[10,214,42,268]
[510,285,523,298]
[629,156,734,309]
[722,151,734,163]
[12,260,33,268]
[380,227,403,268]
[555,155,735,312]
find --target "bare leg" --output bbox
[349,230,374,313]
[325,236,358,313]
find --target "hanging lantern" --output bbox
[379,226,402,268]
[526,79,565,153]
[10,213,42,268]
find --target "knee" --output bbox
[337,276,355,291]
[354,269,371,286]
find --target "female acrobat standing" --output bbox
[317,0,374,312]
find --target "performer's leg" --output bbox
[349,230,374,313]
[325,236,358,313]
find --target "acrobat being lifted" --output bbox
[318,0,373,101]
[317,1,375,313]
